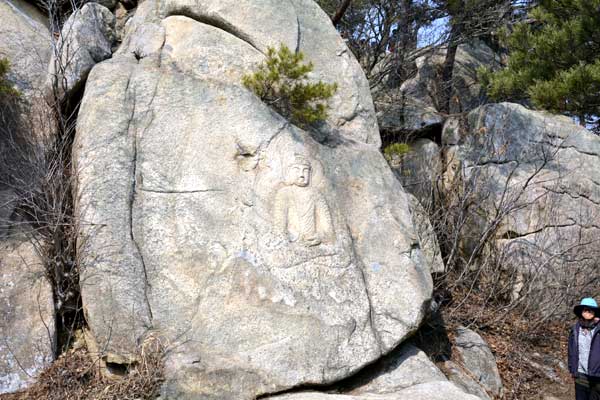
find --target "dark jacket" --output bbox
[569,322,600,377]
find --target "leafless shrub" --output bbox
[0,0,89,356]
[399,111,600,334]
[2,336,165,400]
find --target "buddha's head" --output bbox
[285,155,312,187]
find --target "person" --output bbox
[569,298,600,400]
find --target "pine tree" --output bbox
[481,0,600,127]
[242,44,337,127]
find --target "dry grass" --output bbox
[1,338,164,400]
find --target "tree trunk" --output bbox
[439,21,462,114]
[331,0,352,27]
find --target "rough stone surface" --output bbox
[442,360,492,400]
[400,40,501,115]
[114,3,133,42]
[266,382,481,400]
[0,239,55,394]
[0,6,55,393]
[0,0,50,98]
[0,0,53,140]
[74,2,432,398]
[406,195,444,275]
[375,93,444,134]
[453,327,502,397]
[348,343,448,395]
[441,102,600,311]
[119,0,380,145]
[48,2,116,100]
[393,139,442,209]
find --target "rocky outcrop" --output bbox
[0,0,50,98]
[47,2,116,101]
[267,382,481,400]
[453,327,502,397]
[263,342,486,399]
[441,103,600,310]
[0,240,55,394]
[441,361,492,400]
[376,93,444,134]
[74,1,433,398]
[375,40,500,134]
[401,40,501,115]
[0,2,56,394]
[119,0,379,146]
[407,194,444,275]
[393,139,442,210]
[347,343,449,395]
[0,0,53,139]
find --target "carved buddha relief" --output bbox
[273,155,334,247]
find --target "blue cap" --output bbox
[574,297,599,317]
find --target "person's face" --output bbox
[290,164,310,187]
[582,307,596,321]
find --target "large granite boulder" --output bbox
[453,327,502,397]
[267,382,481,400]
[441,360,492,400]
[0,239,55,394]
[374,40,500,134]
[407,195,444,275]
[74,1,432,398]
[266,343,484,400]
[47,2,117,101]
[0,0,53,140]
[375,92,444,135]
[347,343,448,395]
[441,102,600,311]
[0,3,55,393]
[0,0,50,98]
[401,40,501,115]
[393,139,442,210]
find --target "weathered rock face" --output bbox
[262,342,487,400]
[0,0,50,98]
[120,0,380,146]
[401,40,501,115]
[0,240,55,394]
[347,343,448,395]
[74,1,432,398]
[0,3,55,393]
[393,139,442,210]
[406,195,444,275]
[374,40,500,134]
[441,360,492,400]
[453,327,502,397]
[267,381,481,400]
[375,93,444,135]
[48,2,116,101]
[0,0,53,140]
[441,103,600,311]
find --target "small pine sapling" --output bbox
[0,58,19,98]
[383,142,411,162]
[242,44,338,127]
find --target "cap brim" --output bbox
[574,305,599,317]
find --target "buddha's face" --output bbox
[288,163,311,187]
